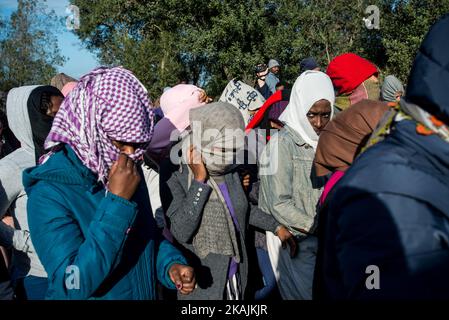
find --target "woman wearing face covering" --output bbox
[23,67,195,300]
[258,71,335,300]
[0,85,64,300]
[326,53,380,111]
[314,100,391,206]
[160,102,281,300]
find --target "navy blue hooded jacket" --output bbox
[319,14,449,300]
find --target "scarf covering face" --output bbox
[219,79,266,126]
[381,75,405,103]
[160,84,206,132]
[334,79,381,111]
[189,102,246,177]
[278,71,335,150]
[314,99,390,176]
[28,86,64,164]
[45,67,154,185]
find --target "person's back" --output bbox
[323,120,449,299]
[322,14,449,299]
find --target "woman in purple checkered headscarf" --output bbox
[44,66,154,185]
[23,66,196,300]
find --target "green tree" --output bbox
[379,0,449,84]
[266,0,369,83]
[0,0,66,91]
[179,0,277,95]
[71,0,449,96]
[71,0,190,98]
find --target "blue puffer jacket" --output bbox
[321,14,449,300]
[23,145,187,300]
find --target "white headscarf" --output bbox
[279,71,335,150]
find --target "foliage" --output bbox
[0,0,65,91]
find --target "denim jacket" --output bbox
[258,125,325,238]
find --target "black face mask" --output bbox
[27,86,63,164]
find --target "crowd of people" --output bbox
[0,13,448,300]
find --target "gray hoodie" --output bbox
[0,86,47,280]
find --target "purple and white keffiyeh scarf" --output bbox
[45,66,154,185]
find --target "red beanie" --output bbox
[326,53,378,95]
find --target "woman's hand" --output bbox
[187,145,208,183]
[276,226,298,258]
[108,153,141,200]
[169,263,196,295]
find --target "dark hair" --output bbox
[39,90,64,115]
[28,86,63,163]
[0,109,20,159]
[254,64,268,74]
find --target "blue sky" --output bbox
[0,0,99,78]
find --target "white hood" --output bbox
[6,85,39,155]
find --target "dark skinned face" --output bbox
[306,99,332,135]
[47,95,64,118]
[271,66,280,74]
